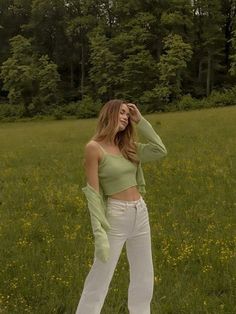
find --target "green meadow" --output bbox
[0,106,235,314]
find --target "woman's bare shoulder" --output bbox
[85,140,102,161]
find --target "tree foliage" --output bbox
[0,35,60,116]
[0,0,236,114]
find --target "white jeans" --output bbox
[75,196,154,314]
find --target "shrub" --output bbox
[140,85,171,112]
[53,107,64,120]
[61,102,79,115]
[76,96,102,119]
[0,103,24,120]
[175,94,201,111]
[200,88,236,108]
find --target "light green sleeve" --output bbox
[82,183,110,231]
[135,115,167,163]
[81,182,111,263]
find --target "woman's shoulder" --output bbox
[86,139,98,147]
[85,140,103,162]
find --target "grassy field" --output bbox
[0,106,235,314]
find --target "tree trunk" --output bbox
[223,0,236,71]
[176,70,181,98]
[81,41,85,98]
[207,52,211,96]
[70,61,74,89]
[198,59,203,82]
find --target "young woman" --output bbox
[76,99,167,314]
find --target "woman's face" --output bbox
[118,103,130,131]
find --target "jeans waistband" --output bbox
[107,196,144,207]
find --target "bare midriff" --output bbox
[108,185,141,201]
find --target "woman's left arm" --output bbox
[135,115,167,163]
[127,103,168,163]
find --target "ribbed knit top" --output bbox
[97,145,138,196]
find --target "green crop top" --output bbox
[97,144,138,196]
[93,115,168,197]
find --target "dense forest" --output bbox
[1,0,236,118]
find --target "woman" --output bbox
[76,99,167,314]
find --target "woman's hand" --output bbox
[126,103,142,123]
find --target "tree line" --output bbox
[1,0,236,118]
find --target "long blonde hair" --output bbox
[91,99,140,165]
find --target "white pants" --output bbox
[75,196,154,314]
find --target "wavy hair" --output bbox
[91,99,140,165]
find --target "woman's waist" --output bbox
[107,185,141,203]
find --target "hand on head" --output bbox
[126,103,142,123]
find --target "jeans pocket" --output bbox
[106,203,126,217]
[141,202,149,218]
[141,199,147,210]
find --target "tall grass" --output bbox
[0,106,235,313]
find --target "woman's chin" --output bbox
[117,126,125,133]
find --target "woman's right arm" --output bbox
[84,142,100,194]
[82,142,111,263]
